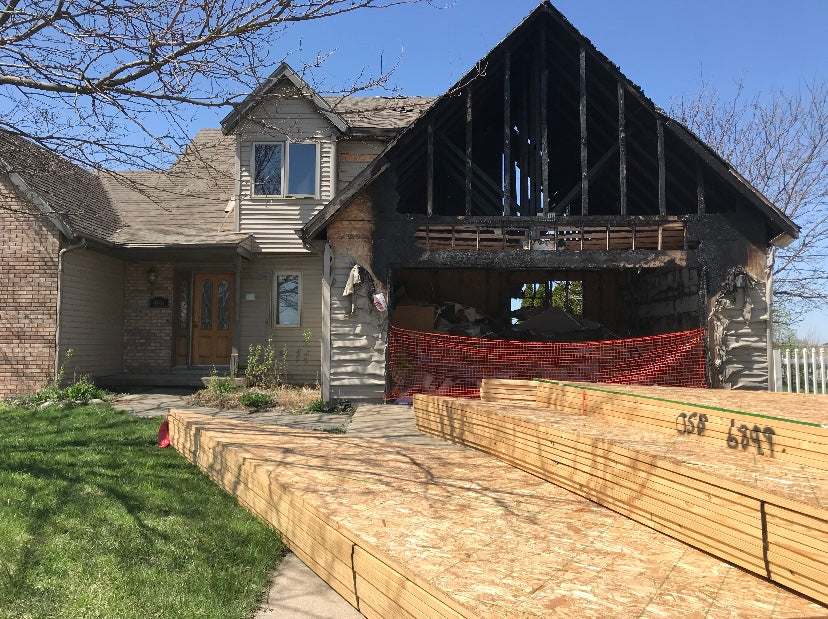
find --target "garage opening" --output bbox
[388,267,707,399]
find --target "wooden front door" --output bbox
[193,274,234,366]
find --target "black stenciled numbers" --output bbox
[726,419,775,456]
[676,412,708,436]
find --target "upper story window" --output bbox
[252,142,318,198]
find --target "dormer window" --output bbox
[252,142,318,197]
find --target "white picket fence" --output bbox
[772,346,827,394]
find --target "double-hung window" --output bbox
[273,273,301,326]
[253,142,318,197]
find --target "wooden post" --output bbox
[657,119,666,215]
[503,51,512,216]
[696,159,706,215]
[618,81,627,215]
[427,121,434,216]
[466,88,473,216]
[540,31,549,215]
[579,46,588,216]
[520,80,529,212]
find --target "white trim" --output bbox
[251,141,320,199]
[272,271,302,326]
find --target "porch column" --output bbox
[232,254,242,376]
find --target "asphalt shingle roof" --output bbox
[0,129,120,242]
[324,96,435,130]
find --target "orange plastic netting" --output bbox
[387,326,707,400]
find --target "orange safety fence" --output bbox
[387,326,707,400]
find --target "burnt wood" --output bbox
[579,46,588,215]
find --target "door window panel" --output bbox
[200,280,212,330]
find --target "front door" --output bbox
[193,274,234,366]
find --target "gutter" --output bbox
[55,238,87,382]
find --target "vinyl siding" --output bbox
[326,252,387,403]
[238,89,337,253]
[60,249,125,377]
[337,140,385,185]
[239,254,323,385]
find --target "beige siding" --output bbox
[326,252,387,403]
[240,254,323,385]
[338,139,385,186]
[238,89,337,253]
[60,249,124,377]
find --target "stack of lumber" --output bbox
[414,392,828,606]
[168,409,824,618]
[480,378,828,471]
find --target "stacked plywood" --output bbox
[168,409,824,618]
[480,379,828,471]
[414,391,828,606]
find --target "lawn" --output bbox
[0,402,285,619]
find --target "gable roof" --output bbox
[221,63,349,134]
[0,129,120,243]
[302,1,799,247]
[221,62,434,137]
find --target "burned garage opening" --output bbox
[301,2,798,404]
[387,266,707,399]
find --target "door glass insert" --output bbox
[200,280,212,330]
[218,280,230,330]
[178,278,190,330]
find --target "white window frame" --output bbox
[272,272,302,327]
[251,141,319,198]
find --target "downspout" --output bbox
[765,247,776,392]
[55,238,87,381]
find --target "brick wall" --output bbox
[0,178,61,397]
[123,261,174,373]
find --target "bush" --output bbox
[239,392,273,410]
[305,398,326,413]
[208,377,240,395]
[63,376,105,402]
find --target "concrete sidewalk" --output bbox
[112,392,462,618]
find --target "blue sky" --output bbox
[198,0,828,339]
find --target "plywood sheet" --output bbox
[168,409,825,618]
[414,394,828,606]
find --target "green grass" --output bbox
[0,402,285,619]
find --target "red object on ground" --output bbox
[157,419,171,448]
[387,326,707,400]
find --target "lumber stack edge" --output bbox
[414,389,828,607]
[167,409,472,619]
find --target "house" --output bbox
[0,1,797,400]
[0,70,431,397]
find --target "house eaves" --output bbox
[302,0,799,247]
[221,63,349,135]
[1,162,77,241]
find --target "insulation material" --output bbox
[168,409,825,618]
[711,267,770,390]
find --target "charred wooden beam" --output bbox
[427,121,434,217]
[618,81,627,215]
[696,159,706,215]
[657,118,666,215]
[520,79,529,212]
[503,50,512,216]
[579,46,588,215]
[540,32,550,215]
[465,88,473,216]
[553,140,619,214]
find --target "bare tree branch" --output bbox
[1,0,421,169]
[671,81,828,313]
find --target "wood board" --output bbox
[480,379,828,471]
[168,409,825,617]
[413,394,828,606]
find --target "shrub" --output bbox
[239,392,273,410]
[208,377,240,395]
[63,376,105,402]
[305,398,326,413]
